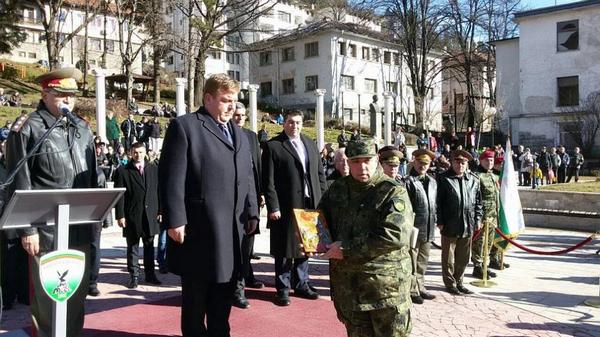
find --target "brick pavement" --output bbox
[1,223,599,336]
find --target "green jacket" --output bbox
[106,116,120,141]
[477,167,499,226]
[319,169,413,313]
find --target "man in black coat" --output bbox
[114,142,162,288]
[159,74,259,337]
[262,110,327,306]
[231,102,265,309]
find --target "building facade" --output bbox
[249,20,443,131]
[495,0,600,153]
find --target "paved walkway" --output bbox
[1,221,599,336]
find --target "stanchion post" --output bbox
[471,220,497,288]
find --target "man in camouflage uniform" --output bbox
[471,150,499,279]
[319,139,414,337]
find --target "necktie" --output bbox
[137,164,144,176]
[218,124,233,145]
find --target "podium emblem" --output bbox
[39,250,86,303]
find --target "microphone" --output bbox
[59,104,80,125]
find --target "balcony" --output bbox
[20,17,42,25]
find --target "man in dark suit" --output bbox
[262,110,327,306]
[231,102,265,309]
[114,142,162,289]
[159,74,259,337]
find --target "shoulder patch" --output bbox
[11,114,29,133]
[391,197,405,213]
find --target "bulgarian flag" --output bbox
[494,138,526,251]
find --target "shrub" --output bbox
[1,66,19,80]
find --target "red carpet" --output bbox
[82,287,346,337]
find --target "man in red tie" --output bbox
[114,142,162,288]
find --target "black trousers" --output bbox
[274,256,309,293]
[235,233,257,298]
[1,236,29,306]
[557,166,567,183]
[181,275,234,337]
[566,167,580,182]
[126,234,156,277]
[89,222,103,288]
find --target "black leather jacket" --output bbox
[436,169,483,238]
[404,170,437,242]
[5,102,99,251]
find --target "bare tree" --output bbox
[170,0,198,112]
[562,92,600,158]
[29,0,102,69]
[0,0,27,54]
[147,0,169,109]
[382,0,446,131]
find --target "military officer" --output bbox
[378,145,403,181]
[471,150,499,279]
[319,139,414,337]
[404,149,437,304]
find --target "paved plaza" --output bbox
[1,221,599,336]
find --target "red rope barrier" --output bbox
[494,229,595,255]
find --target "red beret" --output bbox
[479,150,495,161]
[495,157,504,165]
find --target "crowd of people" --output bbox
[0,88,23,107]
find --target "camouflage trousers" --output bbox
[471,222,496,267]
[343,306,411,337]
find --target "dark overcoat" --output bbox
[158,108,259,283]
[243,127,262,234]
[262,132,326,258]
[114,161,160,239]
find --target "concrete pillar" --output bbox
[374,105,382,145]
[315,89,326,152]
[248,84,259,133]
[175,78,187,117]
[93,68,106,142]
[383,91,393,146]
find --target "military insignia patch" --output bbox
[11,115,28,132]
[391,198,405,213]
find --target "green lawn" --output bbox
[539,179,600,193]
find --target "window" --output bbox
[282,47,295,62]
[338,42,346,56]
[305,42,318,58]
[393,52,400,65]
[28,52,36,59]
[260,82,272,97]
[383,51,391,64]
[90,59,97,65]
[372,49,380,62]
[348,44,357,57]
[226,52,240,64]
[364,79,377,93]
[341,75,354,90]
[90,38,102,51]
[455,93,464,105]
[386,81,398,94]
[278,11,291,23]
[18,51,26,57]
[557,20,578,52]
[282,78,295,94]
[557,76,579,107]
[305,75,318,91]
[362,47,370,60]
[260,23,274,33]
[167,56,174,65]
[209,50,221,59]
[343,108,353,117]
[106,40,115,53]
[227,70,240,81]
[259,51,272,66]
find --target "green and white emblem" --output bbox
[39,250,85,303]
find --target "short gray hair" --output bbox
[333,148,347,164]
[235,102,245,110]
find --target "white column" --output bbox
[175,78,187,117]
[93,68,106,142]
[374,105,382,145]
[383,91,393,146]
[315,89,326,152]
[248,84,259,133]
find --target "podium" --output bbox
[0,188,125,337]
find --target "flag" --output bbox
[494,138,526,251]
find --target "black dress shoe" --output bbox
[294,288,319,300]
[457,285,474,294]
[127,276,139,289]
[420,291,436,300]
[489,261,510,270]
[446,286,461,295]
[472,266,490,280]
[88,287,101,297]
[251,254,261,260]
[145,274,162,285]
[232,297,250,309]
[158,266,169,274]
[411,295,424,304]
[275,292,290,306]
[246,280,264,289]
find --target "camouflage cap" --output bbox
[346,139,378,159]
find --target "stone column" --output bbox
[175,78,187,117]
[315,89,326,152]
[383,91,393,146]
[93,68,106,142]
[248,84,259,133]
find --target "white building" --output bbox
[164,0,311,88]
[249,19,443,131]
[495,0,600,152]
[3,1,145,75]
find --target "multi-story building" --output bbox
[164,0,311,88]
[495,0,600,152]
[249,19,443,130]
[3,0,145,75]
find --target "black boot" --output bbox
[127,275,139,289]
